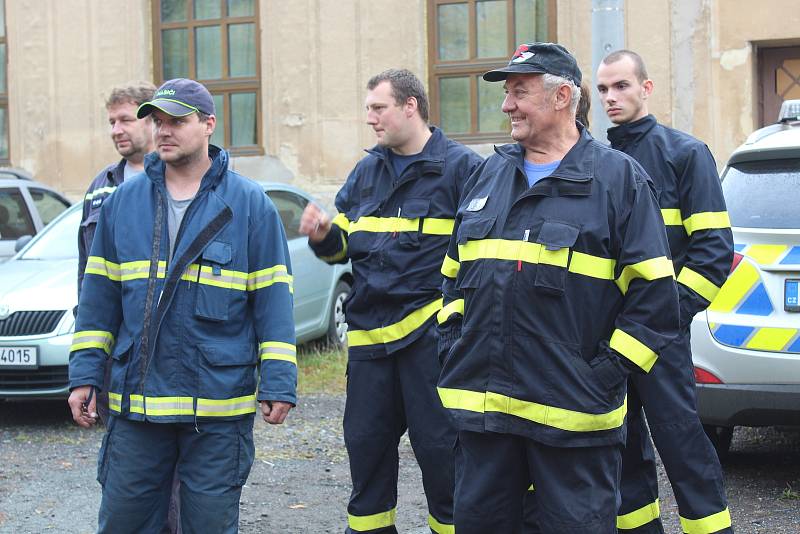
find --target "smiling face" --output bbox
[107,101,154,162]
[151,109,215,167]
[596,55,652,125]
[501,73,556,144]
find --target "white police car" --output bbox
[692,100,800,457]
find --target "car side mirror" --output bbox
[14,235,32,252]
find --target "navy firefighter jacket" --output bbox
[608,115,733,326]
[437,126,679,447]
[69,146,297,422]
[310,127,483,360]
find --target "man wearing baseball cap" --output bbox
[68,78,297,533]
[436,43,679,533]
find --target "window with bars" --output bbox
[427,0,555,143]
[0,0,8,163]
[152,0,262,155]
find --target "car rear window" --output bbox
[722,158,800,229]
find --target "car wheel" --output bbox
[703,424,733,460]
[326,280,350,347]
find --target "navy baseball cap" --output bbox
[483,42,582,85]
[137,78,215,118]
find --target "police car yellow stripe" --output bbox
[348,298,442,347]
[744,244,788,265]
[437,387,627,432]
[707,261,759,313]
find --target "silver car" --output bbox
[0,183,351,399]
[693,100,800,457]
[0,168,72,261]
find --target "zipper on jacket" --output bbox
[518,229,530,272]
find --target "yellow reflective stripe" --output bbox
[617,499,660,530]
[615,256,675,294]
[119,260,167,281]
[708,261,759,313]
[332,212,350,234]
[70,330,115,354]
[85,256,122,281]
[84,186,117,201]
[679,507,731,534]
[459,239,616,280]
[683,211,731,235]
[180,264,248,290]
[130,394,144,414]
[319,232,348,263]
[108,392,122,413]
[349,216,455,235]
[437,299,464,324]
[609,329,658,372]
[428,514,455,534]
[661,208,682,226]
[196,395,257,417]
[348,298,442,347]
[677,267,721,302]
[745,327,797,352]
[746,244,788,265]
[569,251,616,280]
[114,394,257,417]
[348,508,397,532]
[437,387,627,432]
[247,264,292,292]
[143,396,196,416]
[441,254,460,278]
[259,341,297,364]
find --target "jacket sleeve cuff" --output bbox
[309,225,344,258]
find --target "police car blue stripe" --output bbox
[788,337,800,354]
[735,284,773,316]
[733,243,746,252]
[779,247,800,265]
[713,325,754,347]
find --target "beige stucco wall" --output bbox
[7,0,152,199]
[5,0,800,200]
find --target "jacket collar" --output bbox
[365,126,447,175]
[606,114,657,149]
[494,122,596,183]
[144,144,228,192]
[107,158,127,186]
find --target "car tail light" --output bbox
[729,252,744,274]
[694,366,723,384]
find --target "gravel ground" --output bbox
[1,396,798,533]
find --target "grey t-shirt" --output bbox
[122,161,140,181]
[166,190,194,263]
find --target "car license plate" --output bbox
[786,279,800,312]
[0,346,38,368]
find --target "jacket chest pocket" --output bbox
[80,209,101,253]
[195,240,234,322]
[533,220,580,296]
[456,214,496,290]
[397,198,430,249]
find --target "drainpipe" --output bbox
[591,0,625,143]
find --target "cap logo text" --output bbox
[156,89,176,96]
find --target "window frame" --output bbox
[427,0,557,143]
[151,0,263,156]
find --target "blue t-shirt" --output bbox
[523,159,561,187]
[390,151,422,178]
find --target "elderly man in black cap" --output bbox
[436,43,679,533]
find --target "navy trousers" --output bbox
[455,430,622,534]
[96,416,255,534]
[618,326,732,533]
[343,323,457,533]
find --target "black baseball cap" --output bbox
[136,78,215,118]
[483,42,582,85]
